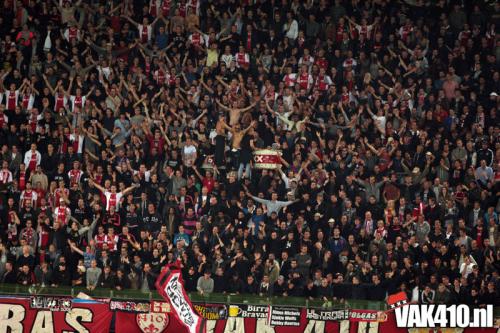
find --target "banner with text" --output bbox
[0,296,112,333]
[115,307,498,333]
[0,296,497,333]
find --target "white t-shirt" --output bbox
[104,191,123,211]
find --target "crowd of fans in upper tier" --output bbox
[0,0,499,306]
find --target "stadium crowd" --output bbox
[0,0,499,307]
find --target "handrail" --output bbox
[3,284,500,317]
[0,283,387,310]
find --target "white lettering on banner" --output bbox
[339,320,349,333]
[205,320,216,333]
[395,305,494,328]
[62,308,93,333]
[256,318,276,333]
[164,273,200,333]
[32,311,54,333]
[268,306,301,326]
[339,320,379,333]
[0,305,94,333]
[0,304,25,333]
[306,309,350,321]
[359,321,379,333]
[223,317,245,333]
[304,320,325,333]
[396,306,410,327]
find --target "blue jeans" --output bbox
[238,163,251,180]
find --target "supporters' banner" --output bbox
[151,301,172,313]
[117,309,498,333]
[305,308,350,321]
[387,291,409,310]
[0,297,497,333]
[194,304,228,320]
[116,310,190,333]
[253,149,282,169]
[349,309,388,322]
[228,304,268,318]
[109,300,152,313]
[0,296,112,333]
[30,296,72,311]
[155,267,205,333]
[268,306,301,326]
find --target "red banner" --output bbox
[0,296,496,333]
[115,309,497,333]
[0,296,112,333]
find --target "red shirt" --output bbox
[7,91,17,110]
[141,25,149,43]
[202,177,215,193]
[147,135,166,155]
[19,171,26,190]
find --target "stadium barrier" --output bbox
[0,284,498,333]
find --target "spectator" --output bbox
[196,270,214,295]
[86,260,102,291]
[258,274,272,297]
[0,0,497,310]
[434,283,451,304]
[97,266,115,289]
[2,262,17,284]
[420,285,436,304]
[34,262,52,287]
[52,261,71,287]
[242,275,259,295]
[272,275,287,297]
[115,269,131,291]
[72,264,86,287]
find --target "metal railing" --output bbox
[0,283,387,310]
[1,284,500,317]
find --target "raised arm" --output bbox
[122,183,138,196]
[68,240,84,255]
[89,178,106,193]
[122,15,139,27]
[215,76,230,89]
[363,137,380,156]
[199,75,214,94]
[242,120,257,134]
[191,165,203,180]
[42,74,56,95]
[65,76,74,97]
[159,122,172,146]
